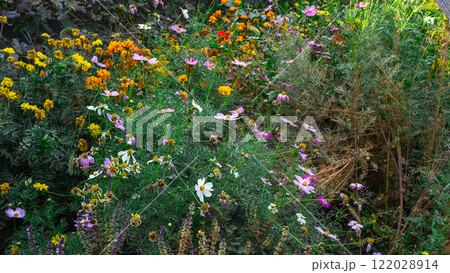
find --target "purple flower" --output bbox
[230,106,244,116]
[231,59,252,67]
[107,113,125,131]
[293,175,315,194]
[101,90,120,97]
[253,125,272,139]
[185,58,198,65]
[280,117,297,127]
[303,123,316,132]
[214,113,240,120]
[80,152,94,169]
[154,0,164,8]
[132,53,148,62]
[91,56,106,68]
[209,135,219,143]
[277,92,289,102]
[302,5,318,16]
[161,108,175,113]
[204,60,215,70]
[129,5,137,15]
[373,252,382,255]
[350,182,364,190]
[280,81,292,87]
[318,195,331,208]
[348,220,364,230]
[315,226,340,241]
[5,207,26,218]
[261,177,272,186]
[355,2,370,8]
[126,134,136,145]
[170,24,186,34]
[366,244,371,252]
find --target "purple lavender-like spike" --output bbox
[56,237,65,255]
[46,241,54,255]
[26,225,41,255]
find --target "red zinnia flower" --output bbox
[217,31,229,39]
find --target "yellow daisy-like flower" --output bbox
[92,39,103,47]
[10,246,20,255]
[0,16,7,25]
[88,123,101,138]
[72,29,80,37]
[218,86,232,96]
[41,33,50,38]
[130,213,142,226]
[1,77,13,88]
[34,108,46,120]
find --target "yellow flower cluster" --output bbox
[20,103,46,120]
[1,48,15,54]
[51,234,67,245]
[218,85,232,96]
[0,182,10,195]
[72,53,92,72]
[1,77,20,101]
[33,183,49,191]
[88,123,101,138]
[0,16,7,24]
[43,99,54,112]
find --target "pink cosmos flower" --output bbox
[147,58,158,64]
[230,106,244,115]
[315,226,340,241]
[277,92,289,102]
[106,113,125,131]
[293,175,315,194]
[132,53,148,62]
[129,5,137,15]
[185,58,198,65]
[280,81,293,87]
[253,125,272,139]
[161,108,175,113]
[126,133,136,145]
[231,59,252,67]
[154,0,164,7]
[314,50,327,55]
[103,156,116,177]
[91,56,106,68]
[350,182,364,190]
[280,117,297,127]
[80,152,94,169]
[354,201,362,211]
[5,207,26,218]
[214,113,240,120]
[101,90,120,97]
[302,123,316,132]
[209,135,219,143]
[204,60,216,70]
[170,24,186,34]
[348,220,364,230]
[318,195,331,208]
[261,177,272,186]
[366,244,372,252]
[285,59,294,64]
[298,165,316,177]
[355,2,370,8]
[303,5,318,16]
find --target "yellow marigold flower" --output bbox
[34,108,46,120]
[1,183,10,194]
[33,182,49,191]
[85,76,102,90]
[218,85,232,96]
[14,61,26,69]
[26,64,35,72]
[209,15,217,23]
[41,33,50,38]
[1,47,15,54]
[54,50,63,60]
[229,6,237,12]
[7,56,15,63]
[92,39,103,47]
[1,77,13,88]
[264,22,271,28]
[422,251,429,255]
[51,234,67,245]
[72,29,80,37]
[88,123,101,138]
[43,99,54,112]
[78,138,88,152]
[27,50,36,60]
[76,116,85,127]
[221,0,228,4]
[178,74,188,83]
[234,0,241,5]
[96,69,110,81]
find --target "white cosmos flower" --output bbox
[118,149,136,164]
[87,104,110,115]
[192,100,203,112]
[195,177,213,203]
[88,170,103,180]
[180,8,189,19]
[268,203,278,214]
[296,213,306,225]
[138,23,152,30]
